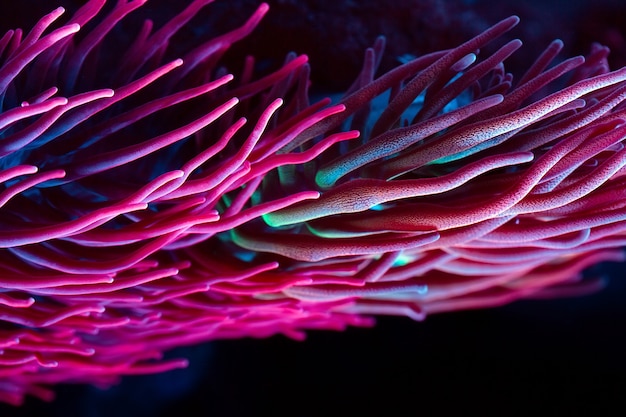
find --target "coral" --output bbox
[1,0,626,406]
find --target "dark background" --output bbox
[2,0,626,415]
[4,261,626,416]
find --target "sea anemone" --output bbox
[1,0,626,406]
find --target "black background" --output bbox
[3,262,624,416]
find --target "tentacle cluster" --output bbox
[1,0,625,406]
